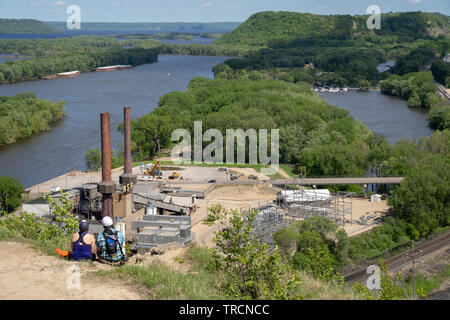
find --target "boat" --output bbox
[42,74,58,80]
[95,65,133,72]
[56,71,80,78]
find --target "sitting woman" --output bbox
[71,220,96,261]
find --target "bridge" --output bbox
[165,177,404,186]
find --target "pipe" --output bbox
[124,106,132,174]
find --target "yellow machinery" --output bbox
[140,161,163,178]
[169,172,179,180]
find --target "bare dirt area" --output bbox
[0,241,146,300]
[228,167,269,180]
[343,198,391,236]
[190,184,281,247]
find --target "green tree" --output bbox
[85,149,101,171]
[389,155,450,238]
[0,191,77,240]
[407,90,422,108]
[210,205,301,299]
[0,176,24,213]
[352,260,402,300]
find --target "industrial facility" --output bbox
[21,106,395,255]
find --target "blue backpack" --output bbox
[103,229,119,255]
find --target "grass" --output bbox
[0,227,71,256]
[96,245,226,299]
[279,164,297,177]
[399,262,450,299]
[0,226,361,300]
[96,244,361,300]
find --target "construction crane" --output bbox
[139,162,163,178]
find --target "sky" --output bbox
[0,0,449,22]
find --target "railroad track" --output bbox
[437,84,450,102]
[344,231,450,286]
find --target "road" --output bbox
[167,177,404,186]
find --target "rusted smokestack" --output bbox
[124,106,132,174]
[119,107,137,188]
[98,112,115,218]
[101,113,112,182]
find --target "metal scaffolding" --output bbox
[241,189,353,245]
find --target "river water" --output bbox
[0,57,433,188]
[320,90,433,144]
[0,55,227,187]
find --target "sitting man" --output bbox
[96,216,127,265]
[71,220,96,261]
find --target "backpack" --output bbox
[103,229,119,255]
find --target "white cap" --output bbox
[102,216,113,227]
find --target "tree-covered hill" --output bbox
[0,19,57,35]
[0,92,65,145]
[214,11,450,47]
[130,77,372,178]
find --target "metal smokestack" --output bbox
[119,106,137,188]
[101,113,112,182]
[98,112,115,218]
[124,106,132,174]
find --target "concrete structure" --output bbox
[112,192,133,218]
[133,192,195,215]
[119,106,137,188]
[22,197,50,217]
[164,192,196,210]
[131,214,193,252]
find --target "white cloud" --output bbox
[201,2,212,7]
[52,0,65,6]
[409,0,423,3]
[32,0,49,6]
[226,4,242,9]
[315,4,327,9]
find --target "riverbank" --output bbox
[0,55,227,187]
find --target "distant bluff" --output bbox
[214,11,450,47]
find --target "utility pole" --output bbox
[406,240,423,300]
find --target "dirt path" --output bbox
[0,241,145,300]
[278,168,291,178]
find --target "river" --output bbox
[0,55,227,187]
[0,58,433,188]
[320,90,433,144]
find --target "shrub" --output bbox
[209,205,302,299]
